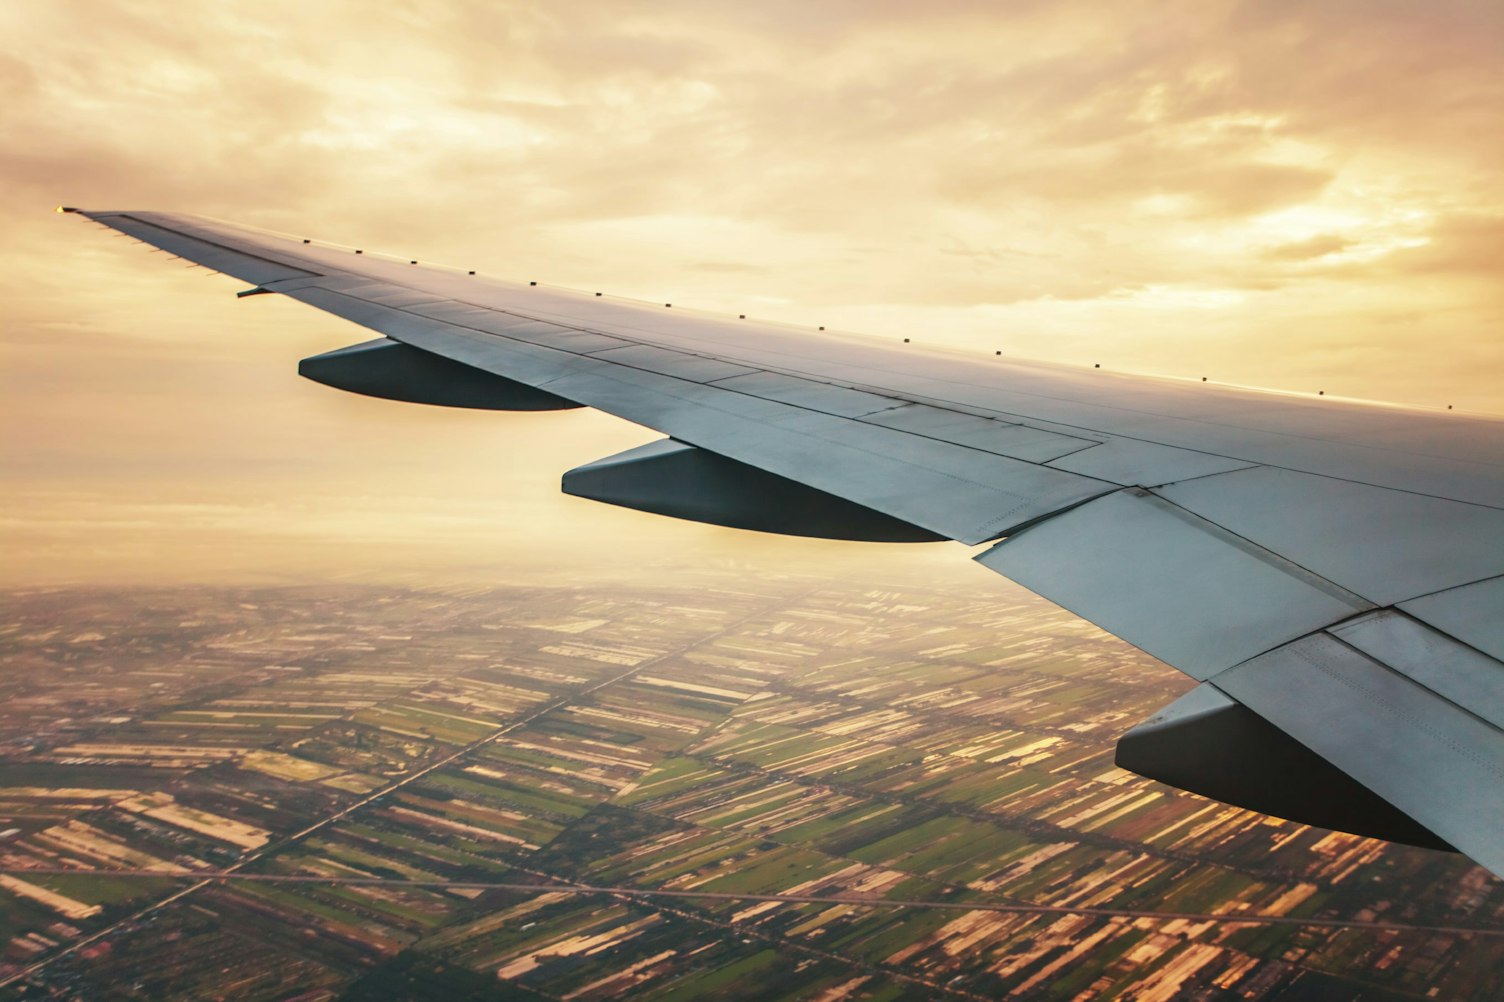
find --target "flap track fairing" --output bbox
[1117,683,1450,850]
[299,338,581,411]
[562,439,944,542]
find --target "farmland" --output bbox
[1,573,1500,999]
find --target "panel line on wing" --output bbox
[1158,466,1504,606]
[1215,634,1504,782]
[1327,610,1504,734]
[1394,571,1504,609]
[977,489,1375,677]
[1144,490,1374,608]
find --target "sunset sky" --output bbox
[3,0,1501,585]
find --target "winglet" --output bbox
[55,205,79,214]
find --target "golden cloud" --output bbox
[1,0,1499,582]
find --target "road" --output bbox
[5,867,1502,939]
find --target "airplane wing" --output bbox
[63,208,1504,877]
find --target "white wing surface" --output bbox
[66,209,1504,877]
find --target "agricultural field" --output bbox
[0,574,1500,1000]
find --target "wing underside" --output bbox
[66,208,1504,877]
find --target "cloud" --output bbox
[0,0,1500,583]
[943,146,1333,220]
[1263,234,1351,261]
[1388,213,1504,277]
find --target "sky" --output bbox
[2,0,1501,586]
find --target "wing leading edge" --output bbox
[66,208,1504,877]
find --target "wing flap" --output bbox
[1401,576,1504,664]
[1212,629,1504,874]
[859,402,1099,463]
[1159,467,1504,606]
[1329,610,1504,732]
[708,371,900,419]
[976,488,1374,677]
[1046,437,1255,486]
[586,344,759,383]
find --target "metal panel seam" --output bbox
[552,364,1061,502]
[1159,456,1504,514]
[969,487,1123,543]
[857,417,1101,465]
[1137,463,1262,488]
[1382,603,1504,678]
[1204,607,1385,682]
[1140,488,1374,609]
[1220,633,1504,780]
[1395,571,1504,610]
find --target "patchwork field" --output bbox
[0,576,1499,1000]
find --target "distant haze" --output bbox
[2,1,1500,585]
